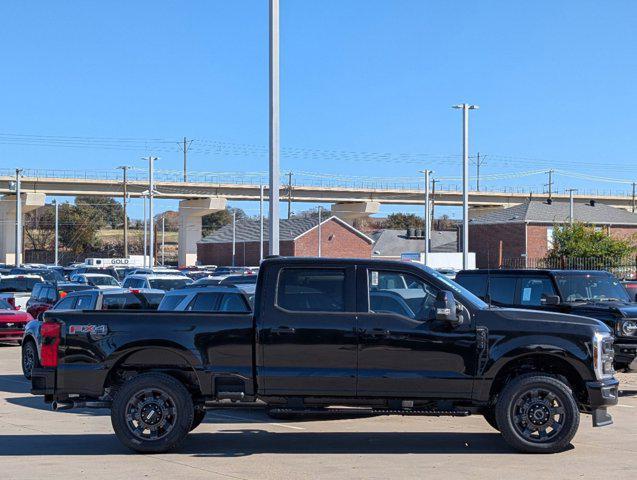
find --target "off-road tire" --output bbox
[21,339,39,380]
[111,373,194,453]
[495,374,579,453]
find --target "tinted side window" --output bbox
[219,293,250,313]
[32,284,43,301]
[277,268,345,312]
[44,287,57,303]
[159,294,187,311]
[186,293,222,311]
[368,270,440,320]
[488,277,517,305]
[455,274,488,299]
[102,294,143,310]
[518,277,556,306]
[55,297,76,310]
[74,295,94,310]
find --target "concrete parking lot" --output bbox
[0,344,635,480]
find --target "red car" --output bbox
[0,299,33,343]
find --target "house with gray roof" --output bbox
[370,229,459,259]
[197,215,373,266]
[469,199,637,268]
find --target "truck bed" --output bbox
[44,309,255,398]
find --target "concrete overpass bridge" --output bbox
[1,169,635,265]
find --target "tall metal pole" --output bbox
[183,137,188,182]
[232,210,236,267]
[268,0,280,255]
[142,195,147,268]
[259,185,264,262]
[15,169,22,267]
[287,171,293,219]
[632,182,636,213]
[421,170,432,266]
[453,103,478,270]
[117,166,129,258]
[567,188,577,225]
[161,215,165,266]
[317,206,322,258]
[147,156,157,267]
[54,200,59,266]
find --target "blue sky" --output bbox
[1,1,636,219]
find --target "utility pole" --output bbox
[287,171,293,219]
[15,169,22,267]
[232,210,236,267]
[475,152,486,191]
[179,137,193,182]
[259,185,265,262]
[268,0,280,255]
[142,194,147,268]
[453,103,479,270]
[54,200,59,266]
[161,215,165,266]
[420,170,432,266]
[545,169,554,201]
[566,188,578,224]
[117,166,129,258]
[317,206,322,257]
[632,182,636,213]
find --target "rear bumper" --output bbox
[31,367,56,396]
[586,377,619,427]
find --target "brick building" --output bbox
[469,199,637,268]
[197,215,373,266]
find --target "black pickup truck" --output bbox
[455,269,637,370]
[31,257,618,454]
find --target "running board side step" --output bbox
[267,407,471,417]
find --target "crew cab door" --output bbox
[356,267,476,398]
[257,264,357,396]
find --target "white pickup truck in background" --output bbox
[0,275,44,310]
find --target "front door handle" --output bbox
[272,326,296,334]
[369,328,391,337]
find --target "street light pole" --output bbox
[567,188,578,224]
[54,200,59,266]
[117,166,129,258]
[317,206,322,258]
[420,170,432,266]
[142,194,147,268]
[232,210,236,267]
[146,156,158,267]
[453,103,479,270]
[161,215,165,266]
[259,185,264,262]
[15,169,22,267]
[268,0,280,255]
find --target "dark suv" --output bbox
[455,269,637,370]
[26,282,94,319]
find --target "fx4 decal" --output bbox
[69,325,108,335]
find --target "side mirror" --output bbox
[542,294,561,306]
[434,290,460,324]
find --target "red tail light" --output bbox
[40,322,61,367]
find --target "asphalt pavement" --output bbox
[0,343,635,479]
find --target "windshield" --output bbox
[149,278,192,291]
[416,264,489,309]
[556,273,630,302]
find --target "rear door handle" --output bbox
[272,326,296,334]
[369,328,391,337]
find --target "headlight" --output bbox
[618,320,637,337]
[593,332,615,380]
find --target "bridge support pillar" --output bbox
[178,197,227,267]
[331,201,380,225]
[0,193,46,264]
